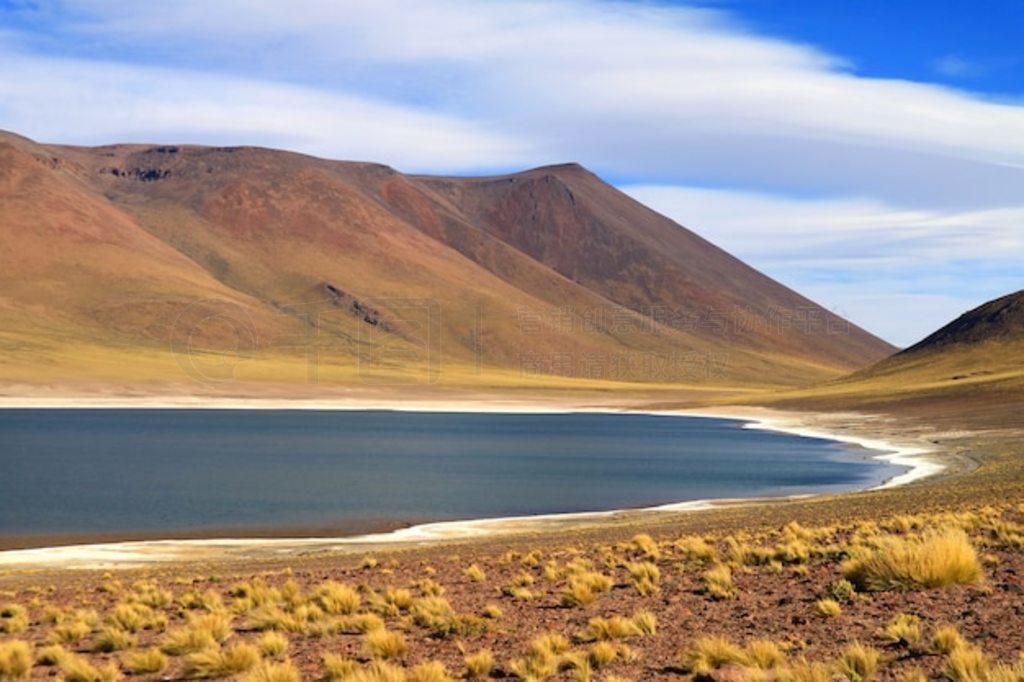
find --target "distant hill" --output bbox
[0,131,894,393]
[755,290,1024,413]
[901,290,1024,353]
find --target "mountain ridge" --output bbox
[0,131,895,391]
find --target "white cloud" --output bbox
[933,54,983,78]
[9,0,1023,207]
[0,51,529,172]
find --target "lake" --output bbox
[0,409,903,538]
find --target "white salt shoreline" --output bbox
[0,399,944,569]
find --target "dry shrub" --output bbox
[0,640,32,680]
[120,648,168,675]
[842,528,983,591]
[182,643,261,679]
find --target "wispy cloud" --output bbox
[933,54,985,78]
[1,0,1022,343]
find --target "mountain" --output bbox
[0,131,894,393]
[756,290,1024,415]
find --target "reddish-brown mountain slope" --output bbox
[0,131,895,389]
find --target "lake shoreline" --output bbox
[0,397,949,569]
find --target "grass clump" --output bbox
[815,599,842,617]
[92,627,137,653]
[0,605,28,634]
[362,629,408,660]
[108,603,164,633]
[882,614,922,645]
[408,661,453,682]
[120,648,168,675]
[945,643,990,682]
[560,580,597,608]
[161,613,233,656]
[257,631,288,658]
[0,640,32,680]
[932,625,967,654]
[841,528,983,591]
[509,633,570,681]
[577,615,641,642]
[626,561,660,596]
[242,660,300,682]
[630,533,661,560]
[702,564,736,600]
[322,654,358,680]
[48,619,93,645]
[680,636,748,674]
[834,642,880,682]
[182,643,261,679]
[745,640,785,669]
[463,564,486,582]
[632,610,657,636]
[830,579,856,602]
[313,582,361,615]
[463,649,495,679]
[58,653,121,682]
[35,644,68,667]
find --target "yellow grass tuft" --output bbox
[342,661,407,682]
[509,633,570,681]
[0,605,28,635]
[463,649,495,679]
[680,636,748,674]
[257,631,288,658]
[703,564,737,600]
[362,629,408,660]
[242,660,300,682]
[161,613,233,655]
[463,564,486,582]
[841,528,983,591]
[35,644,68,667]
[108,603,164,633]
[92,627,137,653]
[945,643,990,682]
[932,625,967,655]
[675,536,717,563]
[58,653,121,682]
[182,643,261,679]
[815,599,842,617]
[745,640,785,669]
[322,654,359,681]
[313,582,361,615]
[631,610,657,636]
[559,651,592,681]
[407,661,453,682]
[48,619,93,645]
[120,648,168,675]
[833,642,880,682]
[882,614,922,645]
[0,640,32,680]
[410,596,455,629]
[577,616,641,642]
[626,562,660,596]
[630,533,661,560]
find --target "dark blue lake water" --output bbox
[0,409,902,538]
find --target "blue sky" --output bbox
[0,0,1021,346]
